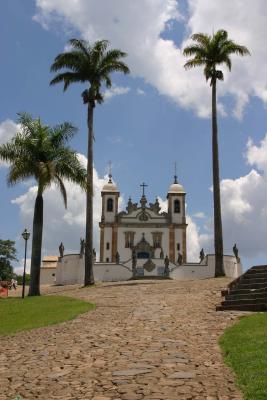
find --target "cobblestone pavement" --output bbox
[1,278,246,400]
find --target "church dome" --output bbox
[168,182,185,194]
[102,177,118,192]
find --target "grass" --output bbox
[220,313,267,400]
[0,295,95,335]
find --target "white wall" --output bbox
[54,253,242,285]
[170,255,242,280]
[40,267,56,284]
[56,254,132,284]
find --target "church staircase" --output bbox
[217,265,267,311]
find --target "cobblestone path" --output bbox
[1,279,245,400]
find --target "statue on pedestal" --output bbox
[93,248,96,262]
[233,243,240,262]
[80,238,85,258]
[233,243,238,258]
[177,252,183,265]
[132,249,137,277]
[199,248,205,263]
[59,242,64,258]
[116,251,120,264]
[164,255,170,277]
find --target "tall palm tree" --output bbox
[50,39,130,285]
[183,29,250,277]
[0,113,87,295]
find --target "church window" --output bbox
[106,257,109,262]
[152,232,162,248]
[106,242,110,250]
[107,198,114,212]
[125,231,135,248]
[177,243,180,251]
[174,199,180,213]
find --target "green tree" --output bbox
[0,239,17,281]
[0,113,87,295]
[183,30,250,276]
[50,39,130,285]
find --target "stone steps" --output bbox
[217,303,267,311]
[226,291,267,301]
[217,264,267,311]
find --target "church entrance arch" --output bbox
[133,233,154,260]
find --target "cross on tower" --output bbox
[108,160,112,182]
[174,161,178,184]
[140,182,148,197]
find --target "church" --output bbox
[99,171,187,270]
[40,173,242,285]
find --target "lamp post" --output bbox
[21,229,30,299]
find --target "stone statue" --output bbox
[116,251,120,264]
[164,255,170,277]
[160,248,164,259]
[132,249,137,277]
[59,242,64,258]
[177,252,183,265]
[80,238,85,258]
[93,248,96,262]
[233,243,238,259]
[199,248,205,263]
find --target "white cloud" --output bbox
[137,88,146,96]
[0,119,19,167]
[12,156,109,259]
[15,258,31,275]
[246,135,267,173]
[193,211,205,218]
[0,119,18,145]
[198,134,267,260]
[33,0,267,118]
[103,85,130,101]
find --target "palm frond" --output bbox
[68,38,90,57]
[55,175,67,208]
[183,29,250,84]
[50,37,130,103]
[191,33,210,47]
[184,58,207,70]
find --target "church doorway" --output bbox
[137,251,150,259]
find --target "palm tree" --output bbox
[0,113,87,295]
[50,39,130,285]
[183,29,250,277]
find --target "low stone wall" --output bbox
[170,255,242,280]
[55,254,132,285]
[53,253,242,285]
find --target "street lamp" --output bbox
[21,229,30,299]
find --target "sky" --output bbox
[1,0,267,273]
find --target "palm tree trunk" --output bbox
[84,103,95,285]
[28,188,43,296]
[212,80,224,277]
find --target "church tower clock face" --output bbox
[99,172,187,273]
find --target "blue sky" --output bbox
[1,0,267,272]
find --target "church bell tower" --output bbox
[99,172,120,263]
[167,171,187,263]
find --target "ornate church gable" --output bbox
[117,197,169,225]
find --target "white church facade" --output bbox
[99,174,187,267]
[40,174,242,285]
